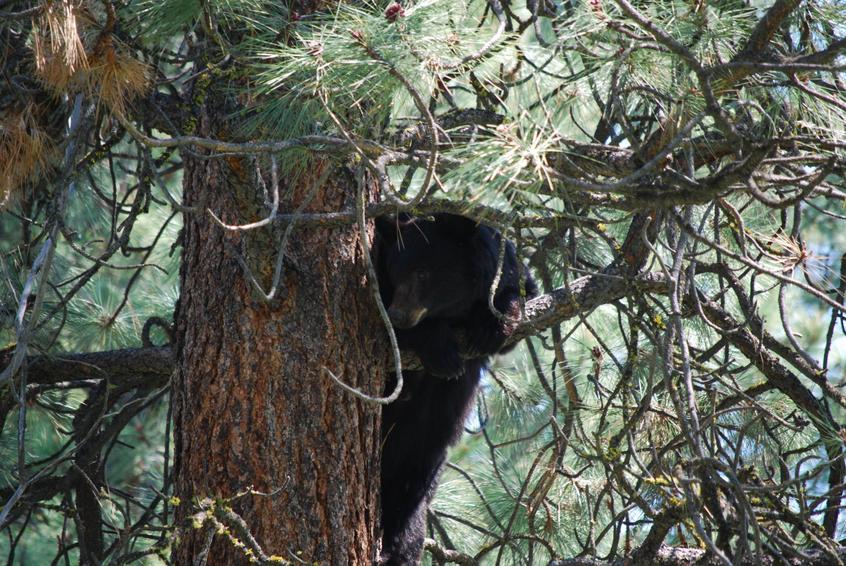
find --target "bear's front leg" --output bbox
[394,319,464,379]
[464,295,522,356]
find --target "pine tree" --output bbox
[1,0,846,564]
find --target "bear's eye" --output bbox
[416,269,429,281]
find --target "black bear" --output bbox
[375,213,537,565]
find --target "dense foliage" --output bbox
[1,0,846,564]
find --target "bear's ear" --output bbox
[433,214,479,241]
[375,215,398,239]
[375,213,418,236]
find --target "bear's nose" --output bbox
[388,307,427,328]
[388,309,413,328]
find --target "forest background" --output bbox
[1,0,846,564]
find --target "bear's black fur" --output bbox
[375,213,537,565]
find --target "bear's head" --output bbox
[376,214,481,329]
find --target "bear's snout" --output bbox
[387,306,428,329]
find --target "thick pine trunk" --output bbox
[173,87,384,564]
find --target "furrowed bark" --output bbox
[171,70,385,564]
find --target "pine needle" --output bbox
[87,36,151,117]
[0,105,57,209]
[32,1,150,115]
[32,0,89,92]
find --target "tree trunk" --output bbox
[172,82,385,564]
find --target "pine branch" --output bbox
[17,272,667,381]
[22,346,172,388]
[548,546,846,566]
